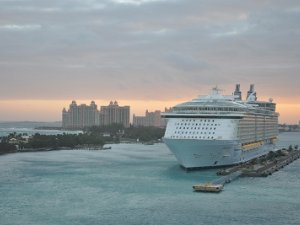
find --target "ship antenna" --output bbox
[212,86,223,93]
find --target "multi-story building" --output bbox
[62,101,100,129]
[62,100,130,129]
[133,110,166,128]
[100,101,130,128]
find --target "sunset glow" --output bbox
[0,99,299,124]
[0,0,299,124]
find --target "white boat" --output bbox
[161,84,279,169]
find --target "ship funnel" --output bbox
[234,84,242,100]
[247,84,257,101]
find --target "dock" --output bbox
[193,149,300,193]
[193,171,242,193]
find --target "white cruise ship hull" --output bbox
[163,138,276,168]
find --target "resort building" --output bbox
[100,101,130,128]
[62,101,100,129]
[133,110,166,128]
[62,100,130,129]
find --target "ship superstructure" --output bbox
[162,84,279,168]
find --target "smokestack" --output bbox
[247,84,257,101]
[234,84,242,100]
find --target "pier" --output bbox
[193,171,242,193]
[193,149,300,193]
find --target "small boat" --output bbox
[102,146,112,150]
[193,183,223,192]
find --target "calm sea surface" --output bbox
[0,132,299,225]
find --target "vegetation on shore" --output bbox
[0,124,166,155]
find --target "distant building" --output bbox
[100,101,130,128]
[133,110,166,128]
[62,101,100,129]
[62,100,130,129]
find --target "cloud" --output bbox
[0,0,299,103]
[0,24,42,31]
[164,52,211,71]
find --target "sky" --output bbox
[0,0,299,124]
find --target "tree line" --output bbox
[0,124,166,154]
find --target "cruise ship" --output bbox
[162,84,279,169]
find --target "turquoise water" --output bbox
[0,132,299,225]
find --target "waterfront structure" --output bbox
[62,100,130,129]
[133,110,166,127]
[161,84,279,168]
[100,101,130,128]
[62,101,100,129]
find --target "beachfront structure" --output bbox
[133,110,166,128]
[62,101,130,129]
